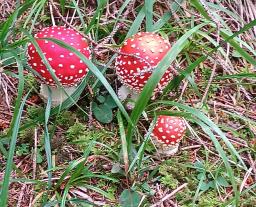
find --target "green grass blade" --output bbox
[85,0,107,34]
[152,0,184,31]
[71,0,86,28]
[125,7,145,38]
[216,73,256,80]
[162,55,207,95]
[82,184,115,200]
[44,88,53,188]
[0,54,29,205]
[0,92,30,206]
[145,0,154,32]
[128,117,157,173]
[117,111,129,175]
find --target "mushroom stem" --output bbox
[160,144,179,156]
[118,85,139,110]
[40,84,77,106]
[153,140,180,156]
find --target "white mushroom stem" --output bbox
[40,84,77,107]
[152,137,180,156]
[118,85,139,110]
[157,144,179,156]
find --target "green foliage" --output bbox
[92,94,117,124]
[55,111,76,128]
[193,160,230,192]
[15,143,30,156]
[26,105,44,120]
[65,122,87,141]
[158,154,190,189]
[65,121,115,154]
[24,72,39,92]
[185,191,222,207]
[120,189,141,207]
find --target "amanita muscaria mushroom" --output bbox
[115,32,174,108]
[27,26,91,106]
[151,115,186,156]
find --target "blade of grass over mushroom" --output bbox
[145,0,154,32]
[22,30,84,106]
[44,89,53,188]
[0,55,29,206]
[150,101,247,169]
[23,30,91,117]
[43,37,132,124]
[126,22,208,152]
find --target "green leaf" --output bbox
[111,163,122,174]
[105,95,118,109]
[120,189,141,207]
[216,176,229,187]
[145,0,154,32]
[36,151,43,164]
[96,95,106,103]
[92,102,113,124]
[200,181,211,191]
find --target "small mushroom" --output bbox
[151,115,186,156]
[27,26,91,106]
[115,32,174,107]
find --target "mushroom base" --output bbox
[152,138,180,156]
[118,85,139,110]
[40,84,77,107]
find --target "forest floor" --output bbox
[0,0,256,206]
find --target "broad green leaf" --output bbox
[120,189,141,207]
[92,102,113,124]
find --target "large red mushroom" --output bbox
[151,115,186,156]
[27,26,91,106]
[115,32,174,108]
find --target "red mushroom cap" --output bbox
[115,32,174,92]
[152,115,186,146]
[27,26,91,87]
